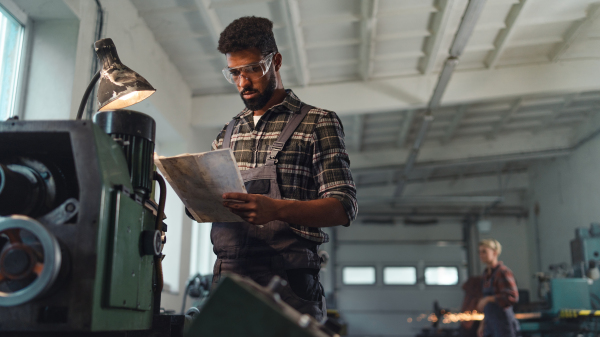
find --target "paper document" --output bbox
[154,149,247,223]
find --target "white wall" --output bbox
[65,0,193,144]
[333,219,465,337]
[21,19,78,120]
[478,217,532,292]
[528,135,600,295]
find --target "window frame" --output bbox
[382,265,418,286]
[423,265,461,286]
[0,0,30,120]
[341,265,377,286]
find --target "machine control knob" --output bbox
[141,230,162,256]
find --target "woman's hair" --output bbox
[218,16,279,56]
[479,239,502,255]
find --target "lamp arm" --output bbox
[76,70,101,120]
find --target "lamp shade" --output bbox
[94,38,156,111]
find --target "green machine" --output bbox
[0,111,183,336]
[0,37,183,336]
[186,273,342,337]
[517,223,600,336]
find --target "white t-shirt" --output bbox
[253,114,261,126]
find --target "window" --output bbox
[383,266,417,285]
[0,4,24,120]
[424,266,459,285]
[342,266,376,285]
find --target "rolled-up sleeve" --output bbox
[211,125,227,150]
[494,267,519,308]
[311,110,357,226]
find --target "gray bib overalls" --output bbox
[211,104,326,321]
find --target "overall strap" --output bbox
[222,119,237,149]
[266,104,314,166]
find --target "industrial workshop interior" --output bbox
[1,0,600,336]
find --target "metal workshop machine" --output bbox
[0,37,343,337]
[0,38,183,336]
[517,223,600,336]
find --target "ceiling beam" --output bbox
[485,0,530,69]
[353,148,570,175]
[487,98,522,139]
[350,128,573,170]
[357,206,528,218]
[362,195,505,205]
[309,59,358,70]
[210,0,275,9]
[375,51,426,61]
[449,0,488,58]
[281,0,310,86]
[397,110,416,148]
[358,0,379,81]
[194,0,227,68]
[306,38,360,50]
[360,172,529,200]
[192,60,600,128]
[536,94,577,132]
[300,13,361,26]
[550,3,600,62]
[420,0,455,75]
[442,105,466,144]
[377,5,438,18]
[378,30,431,41]
[571,101,600,146]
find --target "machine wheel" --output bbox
[0,216,62,307]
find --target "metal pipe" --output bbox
[357,208,528,218]
[363,195,504,205]
[354,148,572,176]
[395,0,488,198]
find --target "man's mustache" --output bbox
[241,88,258,96]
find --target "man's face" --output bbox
[226,49,277,111]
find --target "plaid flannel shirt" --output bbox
[483,261,519,308]
[211,89,357,244]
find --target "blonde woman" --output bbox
[476,239,520,337]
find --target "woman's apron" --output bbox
[482,268,520,337]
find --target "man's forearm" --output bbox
[274,197,349,228]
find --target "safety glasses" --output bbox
[222,52,275,85]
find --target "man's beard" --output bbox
[240,71,277,111]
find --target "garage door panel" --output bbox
[337,288,464,312]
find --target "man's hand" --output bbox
[222,193,281,226]
[223,193,349,228]
[476,296,495,313]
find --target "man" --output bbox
[476,239,519,337]
[208,16,357,321]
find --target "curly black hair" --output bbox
[218,16,278,56]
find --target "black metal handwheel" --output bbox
[0,216,62,307]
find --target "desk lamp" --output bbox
[76,38,156,119]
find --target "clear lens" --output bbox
[222,53,274,85]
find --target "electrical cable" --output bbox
[75,70,100,120]
[181,282,192,315]
[85,0,104,120]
